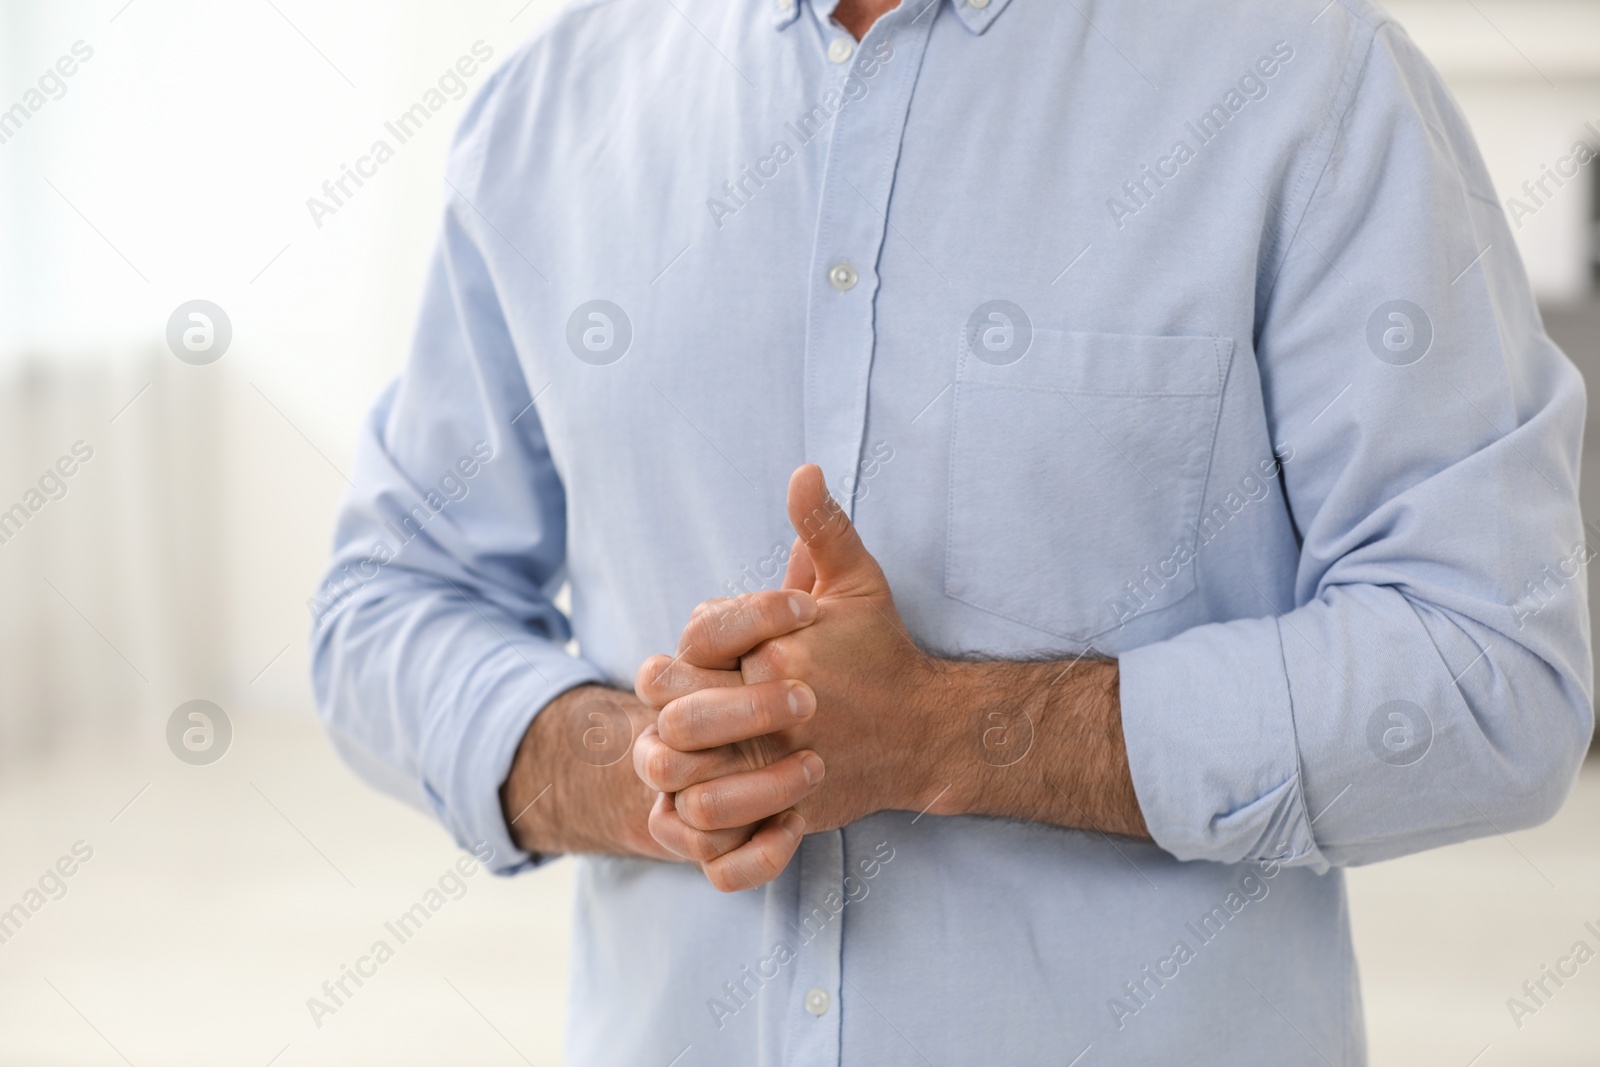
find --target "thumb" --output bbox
[780,536,816,593]
[785,465,888,598]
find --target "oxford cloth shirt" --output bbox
[311,0,1594,1062]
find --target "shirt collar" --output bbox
[772,0,1014,36]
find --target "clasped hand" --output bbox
[632,465,948,892]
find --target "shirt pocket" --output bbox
[945,330,1231,642]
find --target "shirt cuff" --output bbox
[1117,615,1329,872]
[418,650,607,876]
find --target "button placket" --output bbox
[801,13,937,523]
[785,10,938,1060]
[783,831,845,1062]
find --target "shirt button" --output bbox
[969,0,991,8]
[827,37,854,64]
[828,263,858,291]
[805,987,831,1016]
[776,0,793,10]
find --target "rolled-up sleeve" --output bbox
[309,78,604,874]
[1119,22,1594,871]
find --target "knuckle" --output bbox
[663,664,693,696]
[682,614,717,657]
[721,846,780,894]
[763,768,794,810]
[685,832,721,864]
[661,697,707,748]
[735,688,760,730]
[635,656,667,701]
[711,856,757,893]
[754,638,791,677]
[753,845,783,882]
[708,598,739,631]
[680,784,724,829]
[744,645,775,680]
[656,701,687,747]
[643,745,678,789]
[685,696,714,744]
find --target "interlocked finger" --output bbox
[647,792,758,864]
[634,724,756,793]
[699,811,807,893]
[674,749,824,832]
[675,590,818,671]
[635,653,742,711]
[657,679,815,751]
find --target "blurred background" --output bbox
[0,0,1597,1063]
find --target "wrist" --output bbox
[898,659,981,818]
[501,684,670,861]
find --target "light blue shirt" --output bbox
[310,0,1594,1062]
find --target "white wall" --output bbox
[0,0,571,745]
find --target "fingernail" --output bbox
[782,812,805,841]
[800,753,825,787]
[789,594,816,623]
[787,685,814,719]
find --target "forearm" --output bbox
[918,658,1149,841]
[499,685,671,860]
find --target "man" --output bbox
[311,0,1594,1061]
